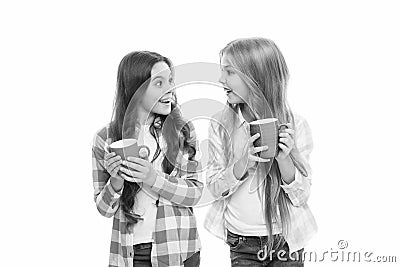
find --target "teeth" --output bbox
[159,98,171,103]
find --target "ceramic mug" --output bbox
[249,119,289,159]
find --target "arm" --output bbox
[92,131,122,218]
[206,117,247,199]
[280,117,313,207]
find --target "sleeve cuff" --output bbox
[220,165,247,197]
[150,171,166,192]
[280,167,302,191]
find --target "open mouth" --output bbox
[224,87,233,94]
[158,97,172,104]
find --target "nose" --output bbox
[162,85,175,98]
[163,82,174,94]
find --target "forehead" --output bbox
[220,54,233,68]
[151,61,171,77]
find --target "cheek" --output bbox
[141,89,160,111]
[231,78,249,97]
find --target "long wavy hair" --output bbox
[109,51,197,231]
[219,38,309,253]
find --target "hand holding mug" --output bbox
[234,132,270,179]
[276,123,295,160]
[104,151,125,192]
[108,139,151,183]
[120,152,157,186]
[104,152,123,179]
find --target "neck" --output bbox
[136,107,155,125]
[239,105,253,123]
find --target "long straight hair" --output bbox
[219,38,309,253]
[109,51,197,231]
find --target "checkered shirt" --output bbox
[92,124,203,267]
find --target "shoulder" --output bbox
[92,125,110,149]
[292,112,313,147]
[292,113,311,133]
[210,107,234,128]
[211,109,225,121]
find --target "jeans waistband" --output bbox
[133,242,152,250]
[227,229,282,241]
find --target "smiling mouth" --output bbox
[158,97,172,104]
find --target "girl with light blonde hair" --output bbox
[205,38,317,266]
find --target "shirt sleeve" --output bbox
[205,115,247,199]
[280,116,313,206]
[92,130,123,218]
[149,123,203,207]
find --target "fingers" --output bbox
[249,154,270,163]
[249,133,261,144]
[279,132,294,148]
[105,153,121,166]
[120,172,142,183]
[278,143,291,155]
[122,160,146,173]
[253,145,269,154]
[120,166,143,178]
[107,158,122,176]
[127,156,148,167]
[105,152,118,161]
[279,130,295,139]
[279,124,295,136]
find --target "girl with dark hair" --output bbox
[205,38,317,266]
[92,51,202,267]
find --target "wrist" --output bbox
[276,156,295,184]
[144,170,158,187]
[110,176,124,193]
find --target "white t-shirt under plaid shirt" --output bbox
[92,123,203,267]
[131,124,161,245]
[204,108,317,254]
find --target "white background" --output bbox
[1,0,399,266]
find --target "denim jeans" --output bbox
[226,230,304,267]
[132,242,200,267]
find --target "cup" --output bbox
[108,139,150,160]
[249,119,288,159]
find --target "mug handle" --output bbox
[278,123,289,131]
[138,145,151,159]
[275,123,290,157]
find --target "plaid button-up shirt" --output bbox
[92,124,203,267]
[204,108,317,253]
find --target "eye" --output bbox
[169,77,174,84]
[155,80,162,87]
[227,69,234,76]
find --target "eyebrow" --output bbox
[221,65,235,72]
[151,74,173,81]
[151,75,166,81]
[221,64,234,68]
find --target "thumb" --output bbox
[139,147,149,159]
